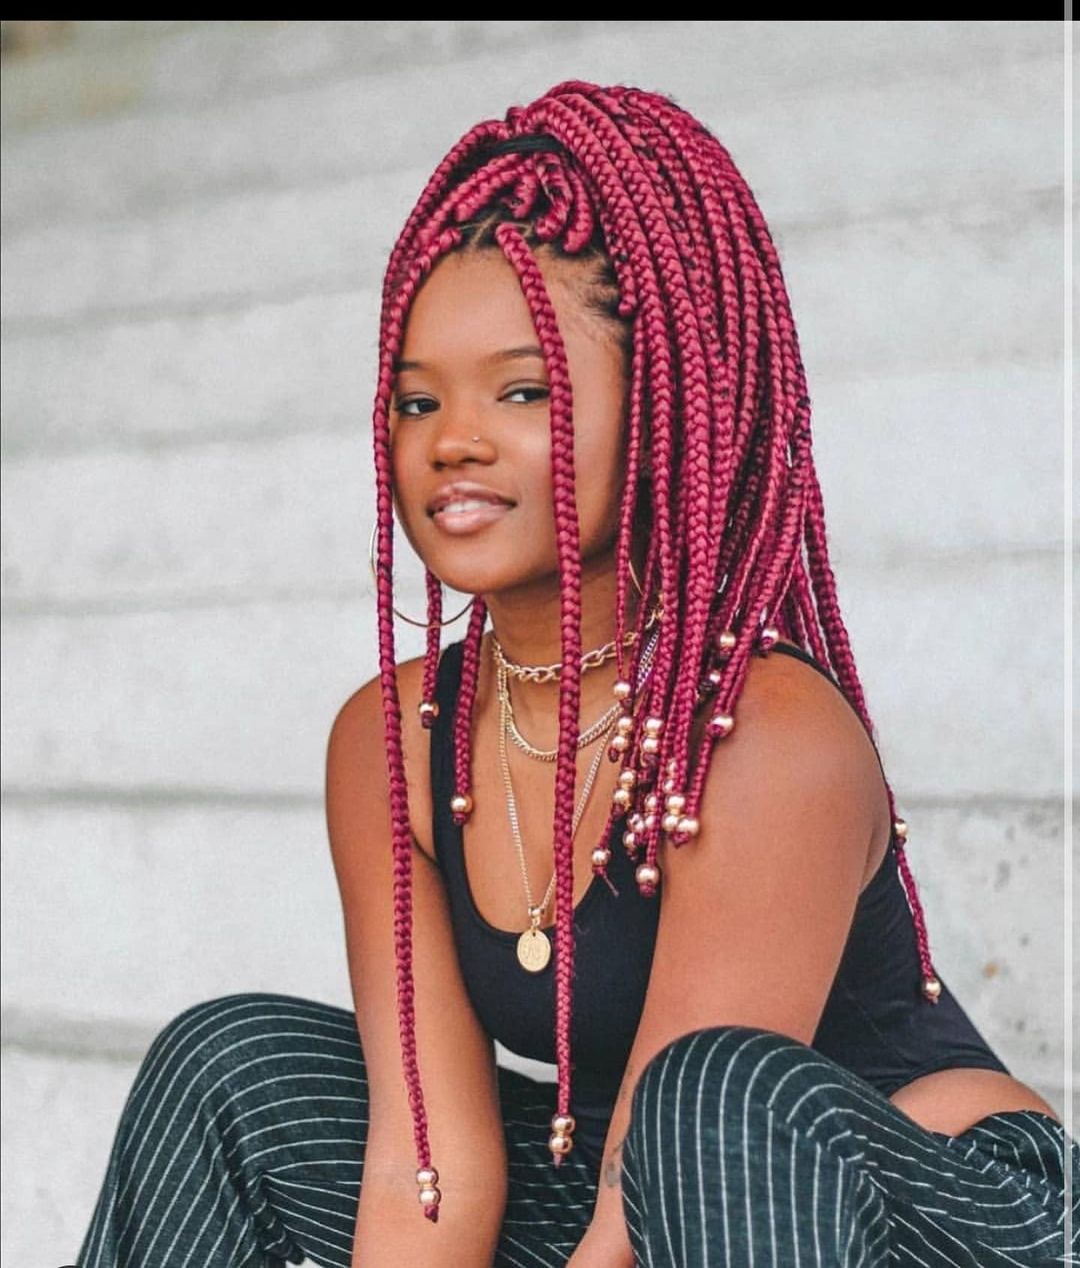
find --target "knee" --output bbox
[140,992,350,1096]
[629,1024,838,1139]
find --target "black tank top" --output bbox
[429,638,1010,1175]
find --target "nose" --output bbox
[429,412,495,469]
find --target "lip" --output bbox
[431,502,514,534]
[426,481,516,517]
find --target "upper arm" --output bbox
[325,659,508,1203]
[621,655,881,1078]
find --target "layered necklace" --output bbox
[490,612,662,972]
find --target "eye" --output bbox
[503,386,549,404]
[393,397,436,417]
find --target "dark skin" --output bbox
[389,246,1060,1264]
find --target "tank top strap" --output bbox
[430,640,467,872]
[432,637,465,721]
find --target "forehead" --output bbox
[397,249,598,364]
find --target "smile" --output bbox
[431,501,514,534]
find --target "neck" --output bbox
[477,556,648,742]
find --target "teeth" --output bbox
[439,499,504,514]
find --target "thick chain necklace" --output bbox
[490,598,663,685]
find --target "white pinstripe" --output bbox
[765,1102,778,1264]
[813,1140,825,1263]
[673,1034,693,1267]
[788,1120,802,1268]
[652,1038,680,1267]
[745,1054,760,1264]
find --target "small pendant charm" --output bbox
[517,925,552,972]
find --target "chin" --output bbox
[430,553,548,603]
[430,567,515,600]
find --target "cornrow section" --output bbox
[370,79,941,1225]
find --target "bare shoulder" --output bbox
[693,640,892,891]
[626,640,895,1051]
[330,653,437,864]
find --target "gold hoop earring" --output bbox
[367,520,653,628]
[627,552,644,600]
[368,520,475,629]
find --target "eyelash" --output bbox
[393,386,549,417]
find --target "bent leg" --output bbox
[76,992,368,1268]
[74,991,606,1268]
[620,1025,1077,1267]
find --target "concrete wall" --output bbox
[1,20,1071,1264]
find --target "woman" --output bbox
[77,80,1074,1267]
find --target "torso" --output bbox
[398,636,1060,1136]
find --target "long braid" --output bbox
[371,223,464,1223]
[372,80,939,1226]
[492,221,583,1162]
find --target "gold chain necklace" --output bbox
[490,603,662,758]
[503,688,623,760]
[490,598,663,685]
[496,666,618,972]
[494,626,661,971]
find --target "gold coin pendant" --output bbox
[516,926,552,972]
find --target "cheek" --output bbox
[574,415,625,498]
[389,430,416,496]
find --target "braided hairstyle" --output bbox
[369,80,940,1224]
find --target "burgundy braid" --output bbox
[492,222,582,1162]
[372,222,466,1224]
[538,93,703,830]
[371,80,939,1226]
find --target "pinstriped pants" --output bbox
[76,992,1078,1266]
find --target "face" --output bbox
[388,247,632,604]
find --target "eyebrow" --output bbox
[393,345,545,373]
